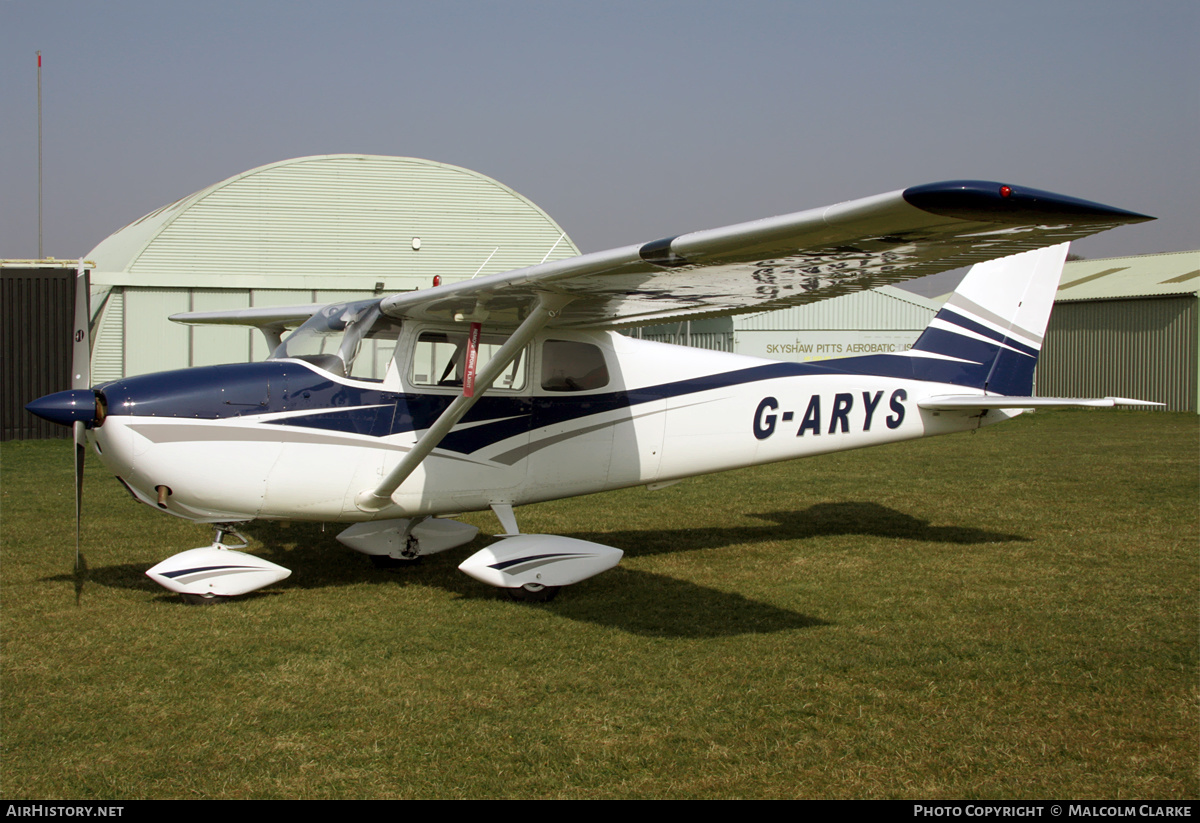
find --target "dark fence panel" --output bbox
[2,268,76,440]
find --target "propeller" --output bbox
[70,260,90,571]
[24,260,97,571]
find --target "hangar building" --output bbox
[84,154,579,382]
[1038,250,1199,412]
[731,286,941,362]
[632,287,941,359]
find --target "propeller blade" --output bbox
[72,260,91,390]
[74,420,85,570]
[71,261,90,572]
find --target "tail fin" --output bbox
[909,242,1069,396]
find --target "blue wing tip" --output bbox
[903,180,1154,224]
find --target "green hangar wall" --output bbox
[85,155,579,382]
[1038,251,1199,412]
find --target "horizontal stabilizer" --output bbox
[169,304,322,329]
[918,395,1163,410]
[169,304,325,351]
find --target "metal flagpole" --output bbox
[37,51,43,259]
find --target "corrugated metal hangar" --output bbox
[632,286,942,359]
[84,154,579,383]
[732,286,942,362]
[1038,250,1199,412]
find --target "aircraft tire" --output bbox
[506,583,561,603]
[369,554,422,569]
[179,592,225,605]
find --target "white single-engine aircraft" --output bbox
[28,180,1156,603]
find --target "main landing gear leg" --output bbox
[368,516,426,568]
[180,525,250,604]
[489,504,562,602]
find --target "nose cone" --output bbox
[26,389,99,427]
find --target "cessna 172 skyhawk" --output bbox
[27,180,1156,603]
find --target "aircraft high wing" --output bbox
[29,179,1156,604]
[375,179,1151,328]
[172,180,1151,336]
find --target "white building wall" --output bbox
[731,286,940,364]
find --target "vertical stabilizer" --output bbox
[910,243,1069,395]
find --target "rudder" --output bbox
[910,242,1069,395]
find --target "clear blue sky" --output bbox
[3,0,1196,262]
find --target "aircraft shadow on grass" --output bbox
[50,502,1025,638]
[574,501,1030,560]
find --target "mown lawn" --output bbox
[2,410,1196,799]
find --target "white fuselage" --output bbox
[90,329,1003,525]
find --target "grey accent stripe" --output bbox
[126,421,502,469]
[490,419,616,466]
[942,293,1044,346]
[499,555,595,574]
[128,421,411,450]
[170,568,259,584]
[489,403,678,466]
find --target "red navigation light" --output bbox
[999,185,1012,198]
[432,275,442,287]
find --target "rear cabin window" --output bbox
[541,340,609,392]
[411,330,527,391]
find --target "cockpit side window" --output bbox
[411,329,527,391]
[346,322,402,381]
[541,340,609,392]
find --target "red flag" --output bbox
[462,323,482,397]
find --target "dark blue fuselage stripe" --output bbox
[918,308,1039,358]
[489,552,577,571]
[98,345,1041,456]
[911,328,1031,370]
[162,565,259,579]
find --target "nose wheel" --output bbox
[145,524,291,602]
[506,583,560,603]
[179,592,226,606]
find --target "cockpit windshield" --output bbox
[269,299,402,381]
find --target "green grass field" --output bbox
[2,410,1196,799]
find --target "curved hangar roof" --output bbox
[87,154,579,291]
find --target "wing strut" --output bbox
[354,292,574,513]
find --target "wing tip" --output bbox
[903,180,1154,225]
